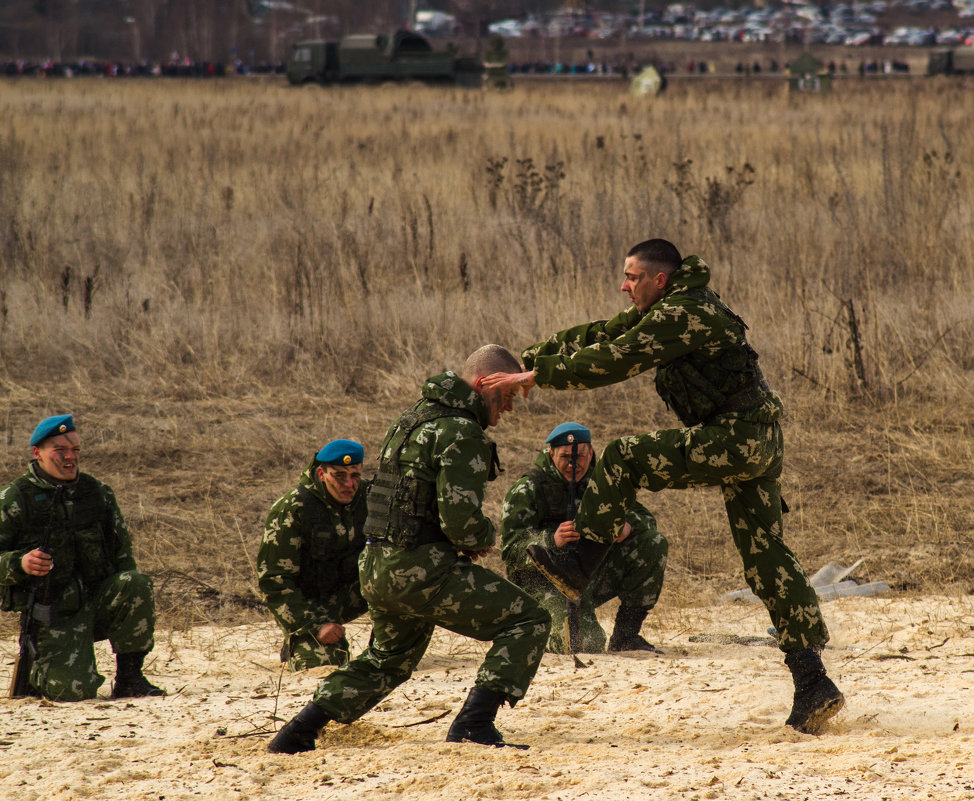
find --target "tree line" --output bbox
[0,0,562,64]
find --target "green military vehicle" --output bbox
[927,47,974,76]
[287,30,482,86]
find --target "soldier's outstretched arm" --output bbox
[521,306,645,368]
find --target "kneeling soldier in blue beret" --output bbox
[1,414,164,700]
[257,439,371,670]
[501,422,668,654]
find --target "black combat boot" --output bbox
[446,686,527,749]
[268,702,330,754]
[784,647,845,734]
[608,606,662,653]
[112,651,165,698]
[527,538,612,601]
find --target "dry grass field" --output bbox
[1,75,973,626]
[0,72,973,801]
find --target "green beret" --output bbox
[316,439,364,466]
[30,414,76,447]
[545,422,591,448]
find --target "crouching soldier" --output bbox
[267,345,551,754]
[502,422,668,654]
[1,415,163,701]
[257,439,371,669]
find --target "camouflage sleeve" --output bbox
[529,295,725,391]
[100,483,138,573]
[431,418,495,551]
[256,491,320,635]
[625,500,660,540]
[500,475,557,572]
[521,306,644,371]
[0,483,28,587]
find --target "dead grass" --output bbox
[0,76,972,633]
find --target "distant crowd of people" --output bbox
[0,58,285,79]
[1,54,910,80]
[506,56,910,77]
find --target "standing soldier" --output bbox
[483,239,845,735]
[501,421,667,654]
[267,345,551,754]
[0,414,163,701]
[257,439,370,670]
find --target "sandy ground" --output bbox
[1,595,972,801]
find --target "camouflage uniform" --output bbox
[308,372,550,722]
[501,451,667,653]
[523,255,829,652]
[257,460,370,670]
[0,463,155,700]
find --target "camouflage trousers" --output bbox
[311,543,551,722]
[575,418,829,652]
[278,592,369,671]
[515,527,667,654]
[30,570,156,701]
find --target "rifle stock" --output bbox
[8,485,62,699]
[8,643,32,697]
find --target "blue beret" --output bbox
[545,422,591,448]
[316,439,364,466]
[30,414,76,447]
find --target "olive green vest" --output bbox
[1,474,116,611]
[654,288,768,427]
[294,484,367,595]
[365,400,478,549]
[524,466,585,530]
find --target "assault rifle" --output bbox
[564,437,584,663]
[8,485,63,698]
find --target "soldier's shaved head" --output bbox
[462,344,521,382]
[627,238,682,275]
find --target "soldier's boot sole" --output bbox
[608,634,663,654]
[112,676,166,698]
[446,686,530,750]
[786,675,845,735]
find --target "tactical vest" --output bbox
[654,288,769,427]
[366,400,489,549]
[294,484,367,596]
[0,474,116,611]
[524,466,585,530]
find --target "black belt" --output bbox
[365,526,450,549]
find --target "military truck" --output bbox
[927,47,974,76]
[287,30,482,86]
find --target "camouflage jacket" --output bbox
[372,371,498,553]
[0,462,137,611]
[523,256,783,426]
[500,450,656,575]
[257,460,370,636]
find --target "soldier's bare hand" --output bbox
[554,521,580,547]
[481,371,535,397]
[316,623,345,645]
[21,548,53,577]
